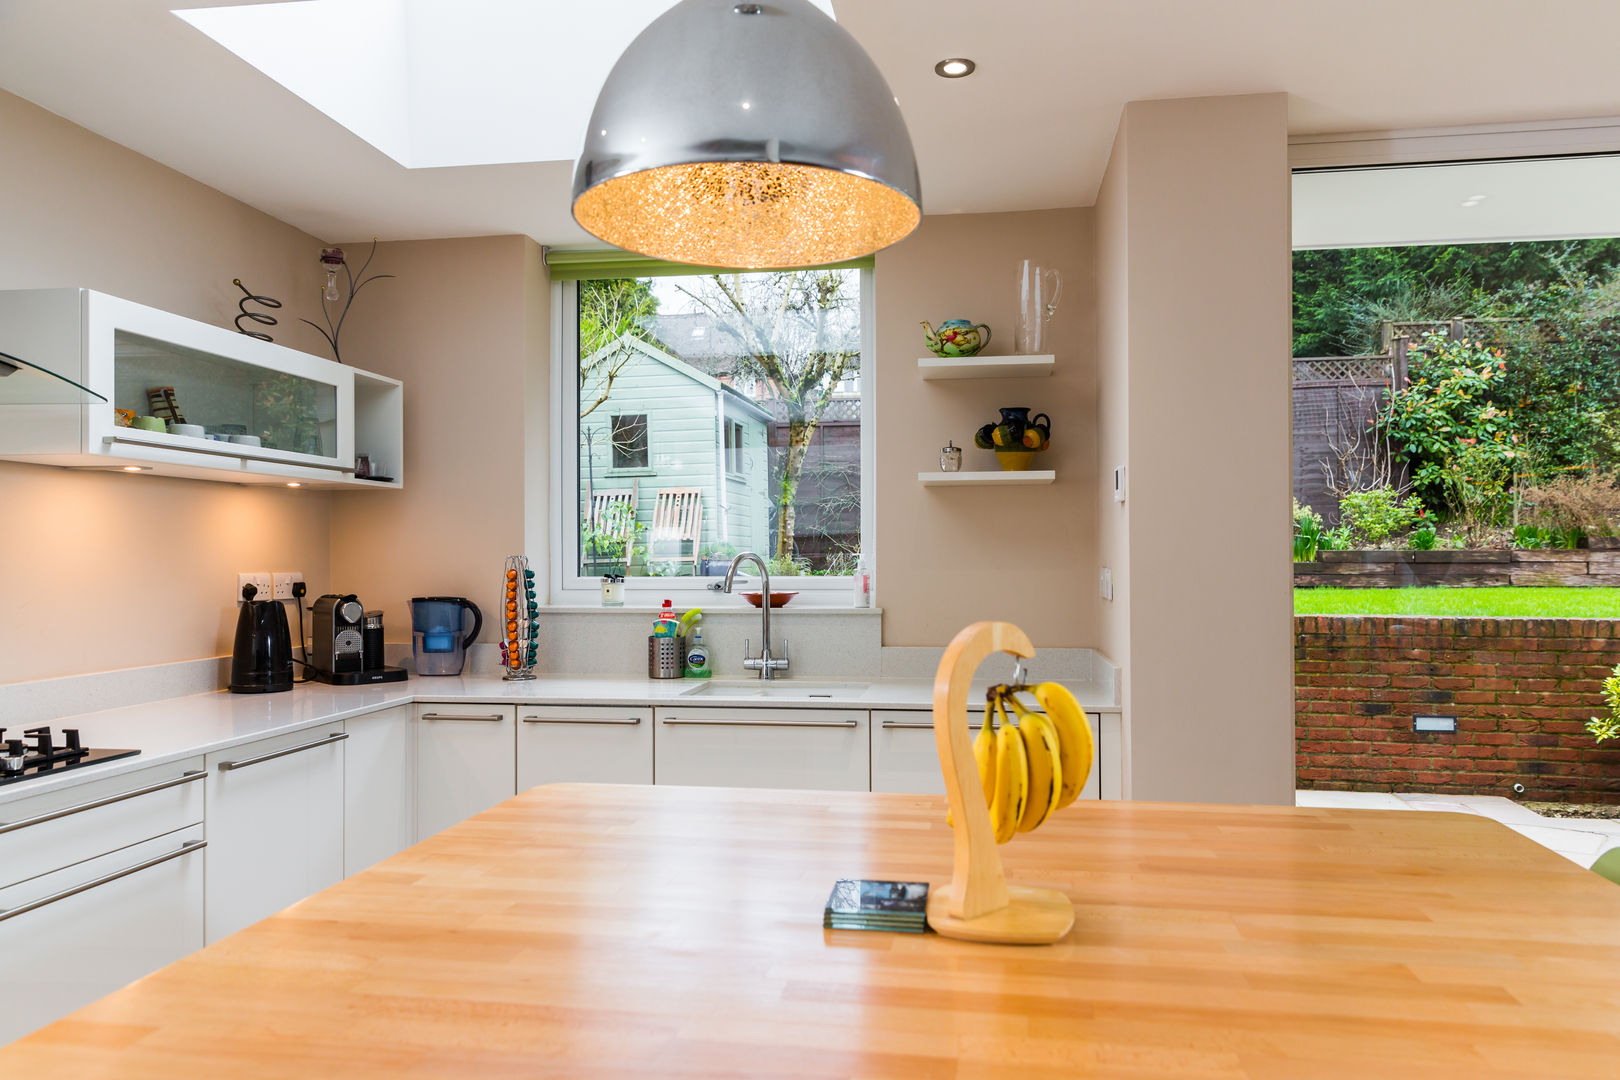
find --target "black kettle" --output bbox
[230,582,293,694]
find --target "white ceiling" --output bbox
[5,1,1620,245]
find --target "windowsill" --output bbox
[604,467,656,477]
[724,472,746,482]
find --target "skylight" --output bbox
[174,0,837,170]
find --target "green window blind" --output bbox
[546,248,874,281]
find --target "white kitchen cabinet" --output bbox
[654,706,869,791]
[414,703,516,841]
[0,825,205,1047]
[0,288,403,489]
[518,705,653,790]
[344,704,415,875]
[0,755,208,1046]
[204,727,346,943]
[870,709,1103,800]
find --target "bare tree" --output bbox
[1321,377,1402,499]
[675,270,861,560]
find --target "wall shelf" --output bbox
[917,354,1054,381]
[918,470,1056,487]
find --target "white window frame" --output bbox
[549,269,875,606]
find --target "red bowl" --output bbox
[741,591,798,608]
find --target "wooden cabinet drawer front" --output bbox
[0,756,205,889]
[518,706,653,789]
[0,823,205,1046]
[654,708,869,791]
[870,710,1102,800]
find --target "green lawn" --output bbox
[1294,587,1620,618]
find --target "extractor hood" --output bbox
[0,350,105,405]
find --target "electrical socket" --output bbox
[271,571,304,601]
[236,572,272,604]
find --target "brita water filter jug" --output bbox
[409,596,483,676]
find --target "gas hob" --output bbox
[0,726,140,787]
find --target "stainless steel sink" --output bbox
[682,681,868,701]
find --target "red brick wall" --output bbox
[1296,615,1620,803]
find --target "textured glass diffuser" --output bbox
[572,0,922,269]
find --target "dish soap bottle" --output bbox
[684,625,711,679]
[653,599,678,637]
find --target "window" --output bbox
[610,413,649,471]
[552,263,873,598]
[724,420,744,476]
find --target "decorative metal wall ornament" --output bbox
[301,240,394,364]
[572,0,921,269]
[231,279,282,342]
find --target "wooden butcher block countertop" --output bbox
[9,784,1620,1079]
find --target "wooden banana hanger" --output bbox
[927,621,1075,944]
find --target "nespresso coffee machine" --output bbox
[308,593,408,685]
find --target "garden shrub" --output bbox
[1587,663,1620,744]
[1337,486,1419,547]
[1521,470,1620,537]
[1408,514,1437,549]
[1380,334,1519,511]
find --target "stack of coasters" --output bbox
[823,879,930,933]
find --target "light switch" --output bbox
[1099,567,1113,601]
[1113,466,1126,503]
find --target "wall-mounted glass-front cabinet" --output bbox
[0,289,403,489]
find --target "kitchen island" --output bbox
[8,784,1620,1077]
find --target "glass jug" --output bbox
[409,597,483,676]
[1015,260,1063,354]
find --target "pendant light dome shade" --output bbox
[572,0,922,269]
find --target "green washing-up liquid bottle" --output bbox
[684,627,711,678]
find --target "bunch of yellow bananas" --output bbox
[962,682,1095,843]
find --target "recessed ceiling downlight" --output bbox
[935,57,976,78]
[572,0,922,269]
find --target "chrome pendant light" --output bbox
[572,0,922,269]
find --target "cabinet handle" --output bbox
[419,713,506,722]
[880,719,983,730]
[661,717,859,728]
[0,840,206,923]
[218,732,347,771]
[522,716,641,725]
[0,769,204,836]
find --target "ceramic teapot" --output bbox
[921,319,992,358]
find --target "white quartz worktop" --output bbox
[0,673,1118,807]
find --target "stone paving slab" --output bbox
[1296,790,1618,870]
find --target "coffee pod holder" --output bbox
[501,555,539,681]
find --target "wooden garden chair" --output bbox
[588,490,637,564]
[650,488,702,575]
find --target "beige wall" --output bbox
[874,209,1097,647]
[1099,94,1295,803]
[328,236,542,640]
[0,90,333,683]
[1094,125,1132,782]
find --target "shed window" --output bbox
[610,414,648,470]
[725,420,745,475]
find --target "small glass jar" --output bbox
[941,440,962,472]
